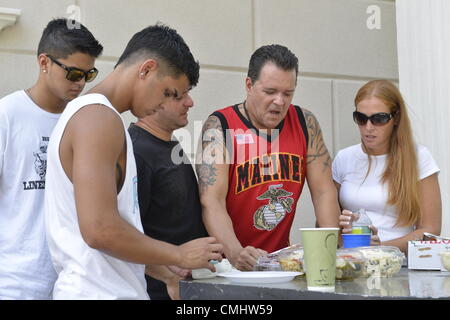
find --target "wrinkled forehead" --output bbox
[160,73,192,96]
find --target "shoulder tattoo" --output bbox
[195,116,226,193]
[302,108,332,170]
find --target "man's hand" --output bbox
[369,225,381,246]
[177,237,223,272]
[166,276,181,300]
[230,246,267,271]
[145,265,184,300]
[167,265,191,279]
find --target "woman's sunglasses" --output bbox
[353,110,397,126]
[47,55,98,83]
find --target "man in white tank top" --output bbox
[44,24,224,300]
[0,18,103,300]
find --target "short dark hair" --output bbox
[247,44,298,83]
[115,23,200,87]
[37,18,103,59]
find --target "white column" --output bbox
[396,0,450,236]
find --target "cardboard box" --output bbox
[407,240,450,270]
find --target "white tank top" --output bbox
[44,94,148,300]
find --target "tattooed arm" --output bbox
[302,108,340,228]
[196,115,266,270]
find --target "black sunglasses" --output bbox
[353,110,397,126]
[46,55,98,83]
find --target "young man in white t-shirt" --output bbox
[0,18,103,300]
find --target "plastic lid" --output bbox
[336,248,365,262]
[356,245,404,255]
[255,244,304,272]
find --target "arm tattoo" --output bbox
[303,108,332,170]
[195,115,227,193]
[196,163,218,194]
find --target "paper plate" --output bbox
[217,271,302,284]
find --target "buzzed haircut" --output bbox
[247,44,298,84]
[115,23,199,87]
[37,18,103,59]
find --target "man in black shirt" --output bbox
[129,73,209,299]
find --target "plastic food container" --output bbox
[254,244,304,273]
[253,256,282,271]
[356,246,405,277]
[278,248,304,273]
[335,249,365,280]
[440,251,450,271]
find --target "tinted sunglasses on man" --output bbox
[47,55,98,83]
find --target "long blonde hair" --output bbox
[355,80,420,227]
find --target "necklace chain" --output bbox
[242,100,275,137]
[243,100,253,127]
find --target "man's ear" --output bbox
[37,54,49,73]
[138,59,158,78]
[245,77,253,93]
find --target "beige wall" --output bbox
[0,0,398,244]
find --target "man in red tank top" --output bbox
[196,45,340,271]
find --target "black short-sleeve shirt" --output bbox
[128,124,208,300]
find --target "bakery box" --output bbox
[408,240,450,270]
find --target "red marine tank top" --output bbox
[212,104,309,253]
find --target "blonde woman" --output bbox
[332,80,442,253]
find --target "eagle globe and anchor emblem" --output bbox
[253,184,294,231]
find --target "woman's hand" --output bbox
[340,209,380,246]
[339,209,358,233]
[369,225,381,246]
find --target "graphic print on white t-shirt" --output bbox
[0,90,60,299]
[23,136,50,190]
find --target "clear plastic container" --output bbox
[254,244,304,273]
[253,256,282,271]
[335,248,365,280]
[278,247,304,273]
[356,246,405,277]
